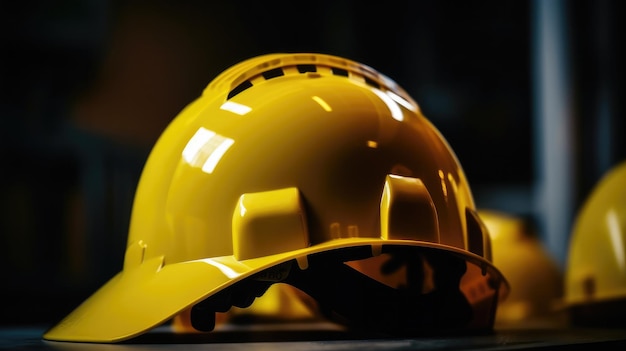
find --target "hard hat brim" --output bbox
[43,238,508,343]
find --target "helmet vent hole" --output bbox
[262,67,285,80]
[331,67,349,77]
[227,80,253,99]
[297,64,317,73]
[364,76,381,89]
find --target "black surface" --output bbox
[2,326,626,351]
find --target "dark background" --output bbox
[1,0,624,327]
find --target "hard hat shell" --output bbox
[44,53,508,342]
[480,209,565,328]
[565,161,626,326]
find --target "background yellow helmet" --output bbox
[565,160,626,327]
[480,209,565,329]
[44,53,508,342]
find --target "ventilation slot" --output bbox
[227,80,253,99]
[262,68,285,80]
[226,63,386,100]
[331,67,349,77]
[364,76,381,89]
[297,64,317,73]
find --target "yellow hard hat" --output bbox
[480,209,564,328]
[44,53,508,342]
[565,160,626,326]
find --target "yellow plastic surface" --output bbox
[481,209,564,328]
[232,187,308,261]
[44,53,508,342]
[565,161,626,306]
